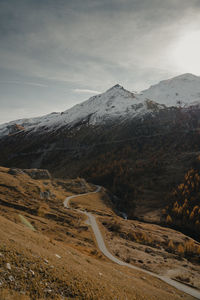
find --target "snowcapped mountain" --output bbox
[1,73,200,138]
[0,84,164,138]
[140,73,200,107]
[60,84,164,125]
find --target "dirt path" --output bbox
[64,186,200,299]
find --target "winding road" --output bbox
[64,186,200,299]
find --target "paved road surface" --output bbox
[64,186,200,299]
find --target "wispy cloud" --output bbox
[73,88,100,94]
[0,80,48,88]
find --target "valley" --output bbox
[1,74,200,299]
[69,187,200,292]
[1,76,200,231]
[0,166,199,299]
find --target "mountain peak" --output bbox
[112,83,122,88]
[103,84,136,100]
[105,84,124,93]
[172,73,200,81]
[141,73,200,107]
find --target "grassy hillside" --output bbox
[68,185,200,290]
[0,166,197,299]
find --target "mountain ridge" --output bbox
[1,73,200,137]
[0,83,161,137]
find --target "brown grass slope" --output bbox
[71,189,200,291]
[0,166,196,299]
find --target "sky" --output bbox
[1,0,200,124]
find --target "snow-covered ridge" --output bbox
[0,84,163,137]
[1,73,200,138]
[140,73,200,107]
[60,84,161,125]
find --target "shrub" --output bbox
[177,243,185,257]
[108,222,121,233]
[166,215,172,224]
[184,240,195,255]
[168,239,175,252]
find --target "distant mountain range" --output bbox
[1,73,200,137]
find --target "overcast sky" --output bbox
[1,0,200,124]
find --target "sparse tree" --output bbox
[166,215,172,224]
[177,243,185,257]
